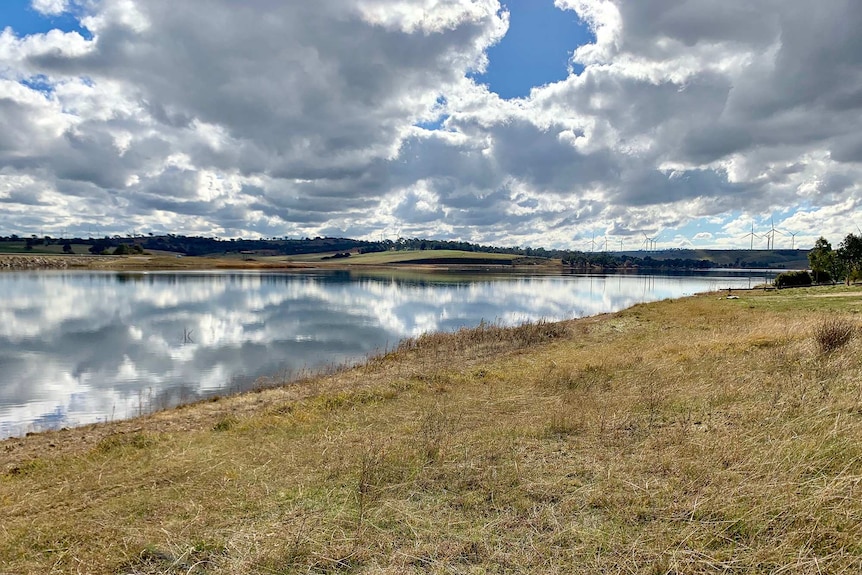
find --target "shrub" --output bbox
[811,270,832,284]
[814,316,855,353]
[321,252,351,260]
[774,270,812,288]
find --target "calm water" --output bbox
[0,269,775,438]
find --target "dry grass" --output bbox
[814,316,856,353]
[3,288,862,573]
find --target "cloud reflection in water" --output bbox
[0,269,770,437]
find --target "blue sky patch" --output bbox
[474,0,593,99]
[20,74,55,97]
[415,115,450,131]
[415,96,450,131]
[1,0,92,39]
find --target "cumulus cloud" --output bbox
[536,0,862,245]
[0,0,860,248]
[31,0,69,16]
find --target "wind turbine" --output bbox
[642,232,651,251]
[784,230,799,249]
[741,222,759,250]
[765,218,783,250]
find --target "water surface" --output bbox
[0,269,773,438]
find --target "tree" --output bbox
[808,237,836,283]
[774,270,812,288]
[837,233,862,284]
[62,241,73,254]
[89,239,115,254]
[113,244,143,255]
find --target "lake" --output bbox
[0,269,776,438]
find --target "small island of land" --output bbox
[2,285,862,573]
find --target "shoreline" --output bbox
[0,253,795,274]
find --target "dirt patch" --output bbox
[0,255,110,270]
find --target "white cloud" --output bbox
[0,0,861,248]
[31,0,68,16]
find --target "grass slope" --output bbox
[2,286,862,573]
[288,249,523,266]
[0,241,55,254]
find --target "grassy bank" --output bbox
[2,286,862,573]
[282,250,527,266]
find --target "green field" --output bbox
[0,241,52,254]
[287,249,525,265]
[0,241,93,255]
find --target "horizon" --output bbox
[0,231,818,256]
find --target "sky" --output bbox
[0,0,861,251]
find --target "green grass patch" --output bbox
[292,249,522,265]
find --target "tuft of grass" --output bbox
[118,542,225,575]
[814,315,855,353]
[95,431,157,453]
[396,318,569,359]
[416,404,457,463]
[212,416,239,432]
[544,407,585,437]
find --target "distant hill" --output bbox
[618,249,809,269]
